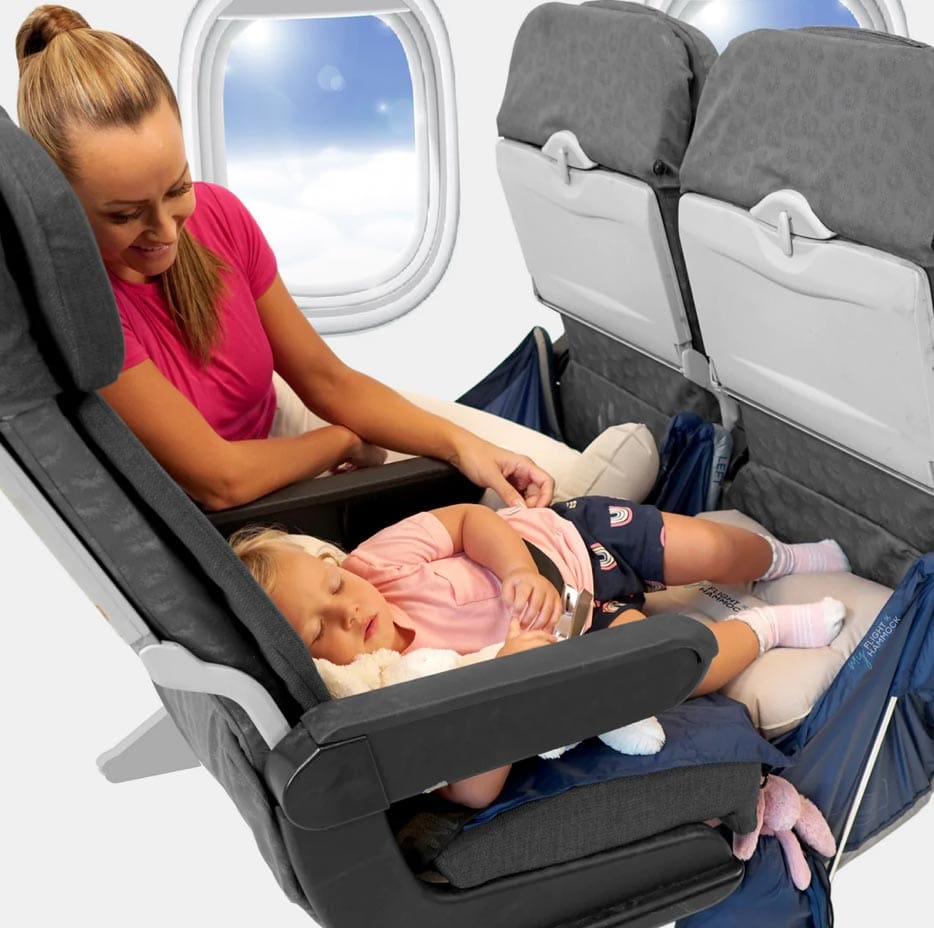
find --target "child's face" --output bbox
[269,547,399,664]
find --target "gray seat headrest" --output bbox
[0,105,123,412]
[497,1,717,187]
[681,27,934,267]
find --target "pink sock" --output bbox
[758,536,850,580]
[727,599,847,654]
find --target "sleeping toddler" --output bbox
[233,498,849,807]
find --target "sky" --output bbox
[686,0,860,50]
[224,15,415,154]
[223,15,418,293]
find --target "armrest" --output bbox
[266,614,717,829]
[206,456,482,547]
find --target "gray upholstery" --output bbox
[558,317,721,450]
[497,1,720,421]
[0,249,57,417]
[680,27,934,268]
[0,102,326,715]
[497,1,716,187]
[737,405,934,559]
[0,105,122,399]
[676,23,934,579]
[158,687,313,913]
[724,406,931,590]
[0,103,327,912]
[395,762,761,888]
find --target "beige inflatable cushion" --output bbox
[643,510,892,738]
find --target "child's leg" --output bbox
[660,513,849,587]
[610,602,844,697]
[680,599,847,695]
[609,608,759,694]
[693,620,759,696]
[694,598,847,694]
[660,513,774,586]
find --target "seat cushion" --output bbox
[644,510,893,737]
[393,761,760,888]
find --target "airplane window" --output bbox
[224,16,419,295]
[676,0,862,51]
[181,0,458,333]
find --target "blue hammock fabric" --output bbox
[678,554,934,928]
[646,412,732,515]
[464,694,788,829]
[457,327,564,440]
[674,840,834,928]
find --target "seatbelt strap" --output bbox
[523,541,593,637]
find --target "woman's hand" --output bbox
[496,617,557,658]
[451,435,555,508]
[332,435,388,473]
[501,568,563,631]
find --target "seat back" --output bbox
[0,106,324,910]
[679,27,934,584]
[496,0,717,377]
[680,26,934,491]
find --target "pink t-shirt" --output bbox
[109,182,279,441]
[343,508,595,654]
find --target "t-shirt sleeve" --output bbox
[344,513,454,582]
[200,183,278,299]
[114,295,149,371]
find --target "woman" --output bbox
[15,5,568,511]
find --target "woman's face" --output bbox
[67,97,195,283]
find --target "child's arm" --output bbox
[436,619,554,808]
[430,503,563,630]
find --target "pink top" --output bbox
[343,508,595,654]
[109,182,279,441]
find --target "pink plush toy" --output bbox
[732,775,837,890]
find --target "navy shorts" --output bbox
[550,496,666,630]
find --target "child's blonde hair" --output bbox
[231,526,344,594]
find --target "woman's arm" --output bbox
[99,360,371,510]
[255,276,555,507]
[430,504,563,631]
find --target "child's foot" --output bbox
[759,537,851,581]
[730,598,847,653]
[599,716,666,755]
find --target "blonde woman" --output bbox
[13,5,600,511]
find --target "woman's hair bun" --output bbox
[16,6,91,69]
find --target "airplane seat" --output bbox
[678,25,934,588]
[0,105,765,927]
[623,29,934,922]
[496,0,726,447]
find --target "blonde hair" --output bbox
[231,526,345,595]
[16,5,227,364]
[230,527,298,595]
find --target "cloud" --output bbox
[297,149,418,216]
[226,146,419,290]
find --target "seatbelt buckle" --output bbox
[554,585,593,639]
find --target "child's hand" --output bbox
[496,617,556,658]
[501,569,563,631]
